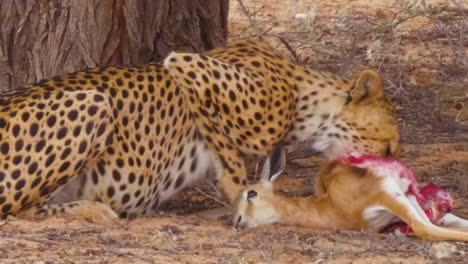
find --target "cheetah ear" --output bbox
[260,144,286,188]
[350,70,384,103]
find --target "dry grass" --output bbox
[232,0,467,143]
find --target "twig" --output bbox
[337,34,358,75]
[236,0,262,37]
[277,36,301,64]
[17,236,61,246]
[195,188,229,207]
[101,245,155,264]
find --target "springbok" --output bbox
[233,146,468,241]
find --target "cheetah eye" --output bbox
[247,190,257,199]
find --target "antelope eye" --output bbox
[247,190,257,199]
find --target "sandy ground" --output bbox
[1,144,467,264]
[1,0,467,263]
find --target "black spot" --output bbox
[2,203,12,213]
[251,61,261,67]
[175,173,185,189]
[163,178,172,190]
[11,170,21,180]
[45,154,56,167]
[28,162,38,174]
[232,176,240,184]
[68,110,78,121]
[187,71,196,79]
[107,186,115,197]
[86,121,94,134]
[138,175,144,185]
[12,156,22,165]
[71,126,82,139]
[30,123,39,137]
[78,140,87,154]
[254,112,262,120]
[87,170,98,185]
[88,105,98,116]
[222,103,230,114]
[60,148,72,160]
[47,115,57,127]
[12,124,20,137]
[112,170,121,181]
[213,83,220,94]
[213,70,221,79]
[64,99,73,107]
[58,162,71,173]
[14,140,23,152]
[237,117,245,126]
[129,173,136,184]
[35,112,44,120]
[45,145,53,155]
[121,194,130,204]
[116,159,124,168]
[97,124,106,137]
[76,93,87,100]
[190,158,198,172]
[0,142,9,155]
[57,127,68,139]
[31,177,42,189]
[21,112,30,122]
[35,139,46,153]
[136,197,145,207]
[94,94,105,102]
[15,179,26,190]
[229,91,236,101]
[105,132,114,145]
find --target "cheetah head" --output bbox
[286,70,400,159]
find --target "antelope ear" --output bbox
[351,70,384,102]
[260,144,286,184]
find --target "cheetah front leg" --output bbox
[194,141,247,219]
[185,119,247,205]
[211,139,248,204]
[163,54,256,205]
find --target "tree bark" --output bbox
[0,0,229,91]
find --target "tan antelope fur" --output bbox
[233,146,468,241]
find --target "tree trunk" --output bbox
[0,0,229,91]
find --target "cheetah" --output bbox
[0,41,399,221]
